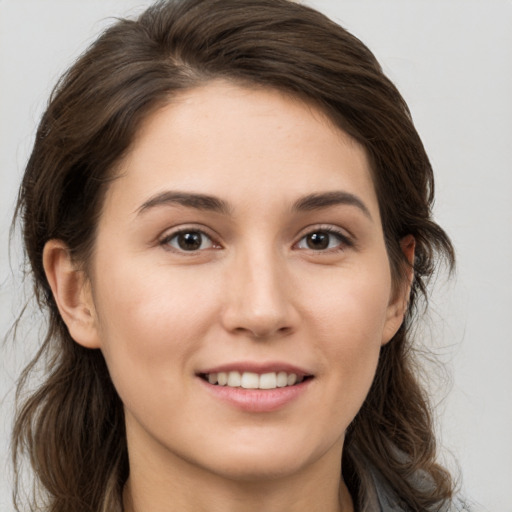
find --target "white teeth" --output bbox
[204,370,306,389]
[276,371,288,387]
[259,372,277,389]
[241,372,259,389]
[227,371,241,387]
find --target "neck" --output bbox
[123,475,353,512]
[122,441,354,512]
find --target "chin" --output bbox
[195,434,341,483]
[209,454,311,482]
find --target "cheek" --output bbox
[302,258,392,406]
[305,257,392,348]
[91,258,220,404]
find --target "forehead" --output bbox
[106,81,379,219]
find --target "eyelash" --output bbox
[159,226,352,254]
[295,226,352,253]
[160,227,219,253]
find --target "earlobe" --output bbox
[381,235,416,346]
[43,240,101,349]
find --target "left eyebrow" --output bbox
[136,191,231,216]
[292,191,373,221]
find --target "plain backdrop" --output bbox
[1,1,511,511]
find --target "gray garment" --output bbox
[368,466,472,512]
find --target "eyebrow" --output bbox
[292,191,372,220]
[136,189,372,220]
[136,191,231,215]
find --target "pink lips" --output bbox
[196,361,313,413]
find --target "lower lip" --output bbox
[198,377,312,412]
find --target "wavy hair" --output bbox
[12,1,455,510]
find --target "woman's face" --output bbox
[84,82,407,482]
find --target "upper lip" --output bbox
[197,361,313,378]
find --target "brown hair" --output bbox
[13,0,455,510]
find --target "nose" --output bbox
[220,246,298,339]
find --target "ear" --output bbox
[381,235,415,346]
[43,239,101,349]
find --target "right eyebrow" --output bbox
[135,191,231,216]
[292,191,373,221]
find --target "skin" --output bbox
[44,82,413,512]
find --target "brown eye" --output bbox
[296,230,347,251]
[165,230,214,251]
[305,232,329,250]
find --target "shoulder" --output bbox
[448,496,477,512]
[370,466,474,512]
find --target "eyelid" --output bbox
[158,224,222,252]
[156,223,354,253]
[294,224,354,251]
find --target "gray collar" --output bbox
[368,465,472,512]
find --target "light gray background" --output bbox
[1,1,511,510]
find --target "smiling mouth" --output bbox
[199,371,312,390]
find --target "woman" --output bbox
[12,0,468,510]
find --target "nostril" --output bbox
[220,284,299,338]
[234,324,293,339]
